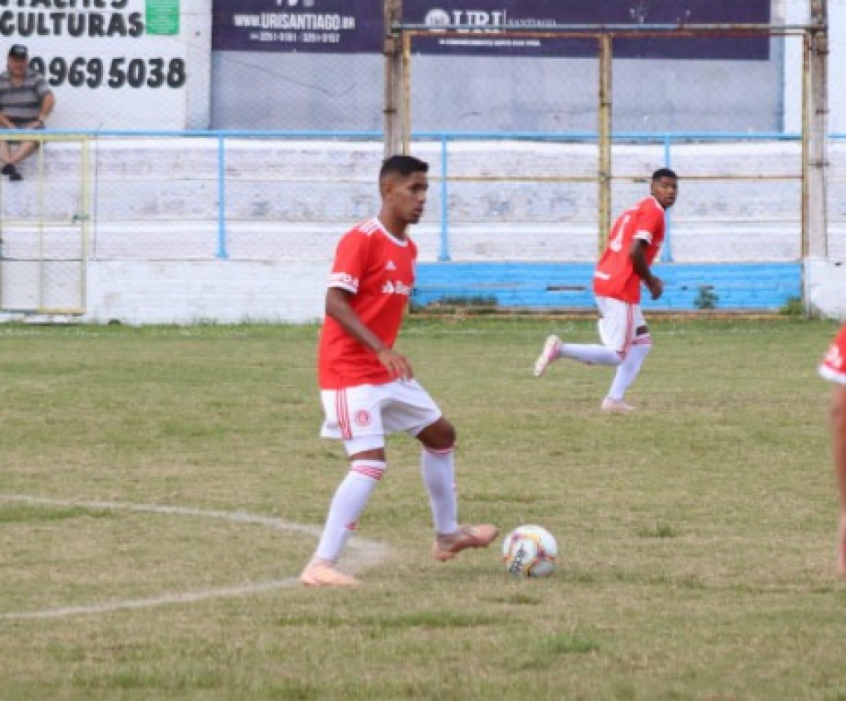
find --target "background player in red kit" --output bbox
[300,155,498,587]
[819,324,846,576]
[533,168,679,412]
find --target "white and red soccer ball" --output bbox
[501,524,558,578]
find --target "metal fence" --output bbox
[0,132,89,314]
[395,25,823,260]
[0,128,841,315]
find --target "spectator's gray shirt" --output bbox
[0,68,51,121]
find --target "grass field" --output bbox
[1,317,845,700]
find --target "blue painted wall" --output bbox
[413,263,801,311]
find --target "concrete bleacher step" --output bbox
[0,138,839,266]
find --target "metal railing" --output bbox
[3,127,836,263]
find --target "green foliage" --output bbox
[780,295,806,317]
[693,285,719,310]
[0,318,844,700]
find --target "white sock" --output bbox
[607,335,652,401]
[421,446,458,535]
[313,460,386,562]
[559,343,622,366]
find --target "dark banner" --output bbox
[212,0,383,53]
[404,0,771,59]
[213,0,770,59]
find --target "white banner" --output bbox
[2,0,211,130]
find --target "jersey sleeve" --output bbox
[633,201,664,244]
[820,324,846,386]
[327,230,369,294]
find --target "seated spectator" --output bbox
[0,44,55,182]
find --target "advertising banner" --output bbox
[1,0,211,129]
[403,0,771,59]
[212,0,770,59]
[212,0,383,53]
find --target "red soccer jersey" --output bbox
[318,217,417,389]
[593,196,666,303]
[820,323,846,386]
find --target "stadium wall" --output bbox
[806,259,846,320]
[2,138,843,324]
[75,259,805,326]
[84,261,327,325]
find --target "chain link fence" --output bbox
[402,30,810,266]
[0,134,88,313]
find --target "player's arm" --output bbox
[325,287,413,380]
[630,238,663,300]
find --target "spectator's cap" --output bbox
[8,44,28,59]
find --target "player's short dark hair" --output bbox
[380,155,429,180]
[652,167,678,181]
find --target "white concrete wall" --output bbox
[85,261,328,324]
[806,258,846,319]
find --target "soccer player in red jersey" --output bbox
[300,155,498,587]
[819,324,846,576]
[533,168,679,412]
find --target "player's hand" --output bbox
[647,275,664,300]
[377,348,414,381]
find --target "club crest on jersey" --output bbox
[354,410,372,427]
[826,344,844,370]
[382,280,412,296]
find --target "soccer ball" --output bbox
[501,525,558,578]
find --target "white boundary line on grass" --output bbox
[0,495,391,621]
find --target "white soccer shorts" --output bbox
[596,295,646,355]
[320,379,442,455]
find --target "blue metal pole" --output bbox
[217,135,228,260]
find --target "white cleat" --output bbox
[601,398,635,413]
[534,335,562,377]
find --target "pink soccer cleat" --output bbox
[534,335,562,377]
[299,559,361,588]
[432,524,500,562]
[601,398,635,413]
